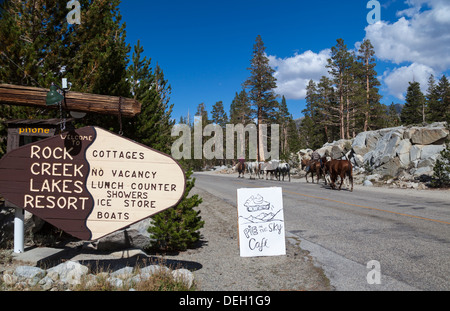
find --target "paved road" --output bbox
[193,172,450,291]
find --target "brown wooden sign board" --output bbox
[0,126,186,240]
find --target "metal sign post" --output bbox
[13,208,24,253]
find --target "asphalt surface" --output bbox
[193,171,450,291]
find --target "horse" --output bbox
[258,162,265,179]
[276,162,291,182]
[236,161,246,178]
[263,160,279,180]
[246,161,260,179]
[302,158,323,183]
[324,159,353,191]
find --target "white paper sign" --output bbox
[237,187,286,257]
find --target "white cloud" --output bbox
[268,49,330,100]
[382,63,435,100]
[365,0,450,100]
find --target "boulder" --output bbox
[316,145,332,158]
[111,266,134,279]
[410,145,423,162]
[370,131,403,167]
[172,269,195,288]
[353,154,364,167]
[96,219,152,251]
[396,139,412,167]
[14,266,46,280]
[47,261,89,286]
[366,174,381,181]
[363,180,373,187]
[420,145,445,160]
[331,145,344,159]
[408,126,449,145]
[352,132,368,155]
[412,166,434,177]
[366,131,381,151]
[374,157,401,177]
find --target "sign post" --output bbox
[237,187,286,257]
[13,208,24,253]
[0,126,186,241]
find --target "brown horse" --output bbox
[324,159,353,191]
[301,157,327,183]
[237,161,246,178]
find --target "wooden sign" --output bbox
[237,187,286,257]
[0,126,186,241]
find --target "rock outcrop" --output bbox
[352,122,448,179]
[298,122,449,186]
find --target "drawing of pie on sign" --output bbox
[244,194,272,212]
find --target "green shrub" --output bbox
[430,143,450,188]
[147,169,204,251]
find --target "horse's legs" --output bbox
[339,175,344,190]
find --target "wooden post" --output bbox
[0,84,141,117]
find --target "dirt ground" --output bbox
[161,186,333,291]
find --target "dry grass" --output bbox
[74,263,195,291]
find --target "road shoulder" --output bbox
[162,186,333,291]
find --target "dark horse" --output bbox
[237,161,246,178]
[301,157,328,183]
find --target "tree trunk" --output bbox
[364,57,370,132]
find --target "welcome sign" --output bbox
[0,126,186,240]
[237,187,286,257]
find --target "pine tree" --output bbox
[429,75,450,123]
[326,39,353,140]
[278,96,291,157]
[387,103,401,127]
[401,81,426,125]
[211,101,228,127]
[298,116,318,150]
[302,79,326,148]
[243,35,278,161]
[286,116,301,154]
[317,76,340,143]
[126,40,174,153]
[66,0,131,132]
[0,0,68,153]
[357,39,382,132]
[0,0,69,87]
[0,0,131,137]
[65,0,130,97]
[229,89,252,125]
[229,90,252,162]
[430,143,450,188]
[426,74,438,122]
[147,170,204,251]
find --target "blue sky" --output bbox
[119,0,450,122]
